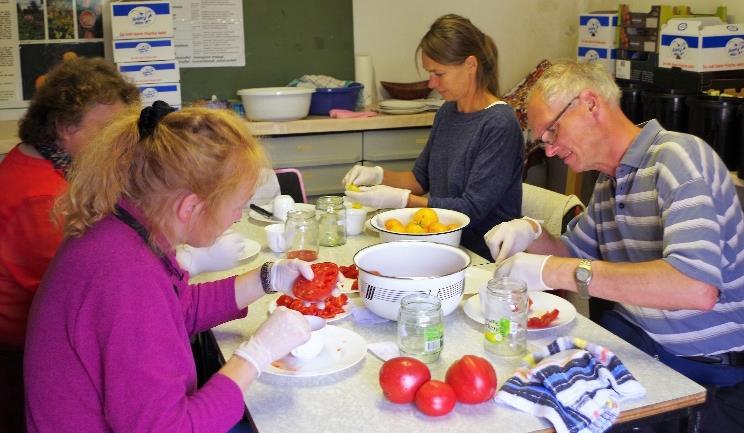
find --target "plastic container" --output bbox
[619,82,648,125]
[397,293,443,363]
[642,89,692,133]
[236,87,314,122]
[309,83,364,115]
[687,94,744,171]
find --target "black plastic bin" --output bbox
[619,82,649,125]
[739,104,744,179]
[642,89,692,133]
[687,94,744,171]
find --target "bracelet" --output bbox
[260,262,276,294]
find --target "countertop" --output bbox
[246,111,435,136]
[194,212,706,433]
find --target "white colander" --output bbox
[353,241,471,321]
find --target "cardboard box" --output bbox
[113,38,175,63]
[578,46,617,75]
[118,60,180,84]
[659,18,744,72]
[579,13,619,47]
[138,83,181,108]
[111,1,173,40]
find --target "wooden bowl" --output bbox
[380,81,431,100]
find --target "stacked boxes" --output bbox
[659,18,744,72]
[110,1,181,108]
[577,12,618,75]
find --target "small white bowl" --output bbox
[370,208,470,247]
[237,87,315,122]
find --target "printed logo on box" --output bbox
[141,87,158,99]
[670,38,688,59]
[726,37,744,58]
[141,66,155,76]
[587,18,601,37]
[137,42,152,54]
[584,49,600,61]
[128,6,155,27]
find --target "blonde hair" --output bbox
[530,59,621,106]
[417,14,500,95]
[58,107,267,242]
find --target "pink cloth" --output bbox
[329,109,377,118]
[25,200,247,433]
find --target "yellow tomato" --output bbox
[412,208,438,228]
[345,183,361,192]
[427,222,447,233]
[404,222,427,234]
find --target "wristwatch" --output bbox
[574,259,593,299]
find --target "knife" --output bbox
[250,204,282,222]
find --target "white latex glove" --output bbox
[233,306,310,375]
[492,252,554,291]
[344,185,410,209]
[175,230,248,275]
[270,258,315,295]
[484,216,542,263]
[342,165,384,186]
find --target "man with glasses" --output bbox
[485,60,744,432]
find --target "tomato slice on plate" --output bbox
[339,264,359,279]
[527,308,560,329]
[292,262,339,302]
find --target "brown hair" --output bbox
[58,107,267,243]
[18,57,140,146]
[417,14,500,95]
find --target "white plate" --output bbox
[266,325,367,377]
[377,106,428,115]
[364,218,379,233]
[379,99,426,110]
[248,202,316,223]
[268,295,354,322]
[464,266,493,295]
[238,238,261,261]
[462,291,576,332]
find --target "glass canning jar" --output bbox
[397,293,444,363]
[483,277,528,356]
[284,209,319,261]
[316,195,346,247]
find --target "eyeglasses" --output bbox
[533,96,580,148]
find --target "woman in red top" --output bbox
[0,57,140,432]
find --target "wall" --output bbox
[353,0,586,99]
[587,0,744,21]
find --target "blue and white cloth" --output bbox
[497,337,646,433]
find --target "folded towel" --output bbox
[497,337,646,433]
[329,109,377,119]
[288,74,353,89]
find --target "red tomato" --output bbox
[444,355,498,404]
[379,357,431,404]
[351,279,359,291]
[414,380,456,416]
[292,262,339,302]
[527,308,560,329]
[339,264,359,279]
[276,294,293,307]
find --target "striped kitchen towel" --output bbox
[497,337,646,433]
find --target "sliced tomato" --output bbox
[292,262,339,302]
[527,308,560,329]
[278,292,348,319]
[351,279,359,291]
[276,294,293,307]
[339,264,359,279]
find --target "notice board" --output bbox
[179,0,354,103]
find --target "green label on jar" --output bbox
[423,324,443,352]
[485,318,510,344]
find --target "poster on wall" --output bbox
[171,0,244,68]
[0,0,104,106]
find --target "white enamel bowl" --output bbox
[353,241,471,321]
[237,87,315,121]
[370,207,470,247]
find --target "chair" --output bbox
[521,183,584,236]
[274,168,307,203]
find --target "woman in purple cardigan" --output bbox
[24,102,314,433]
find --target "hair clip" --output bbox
[137,100,176,139]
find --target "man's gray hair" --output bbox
[530,59,621,106]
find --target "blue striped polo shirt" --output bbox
[562,119,744,356]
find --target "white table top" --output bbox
[196,213,706,433]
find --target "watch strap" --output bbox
[576,259,592,299]
[260,262,276,294]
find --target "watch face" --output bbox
[576,268,591,281]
